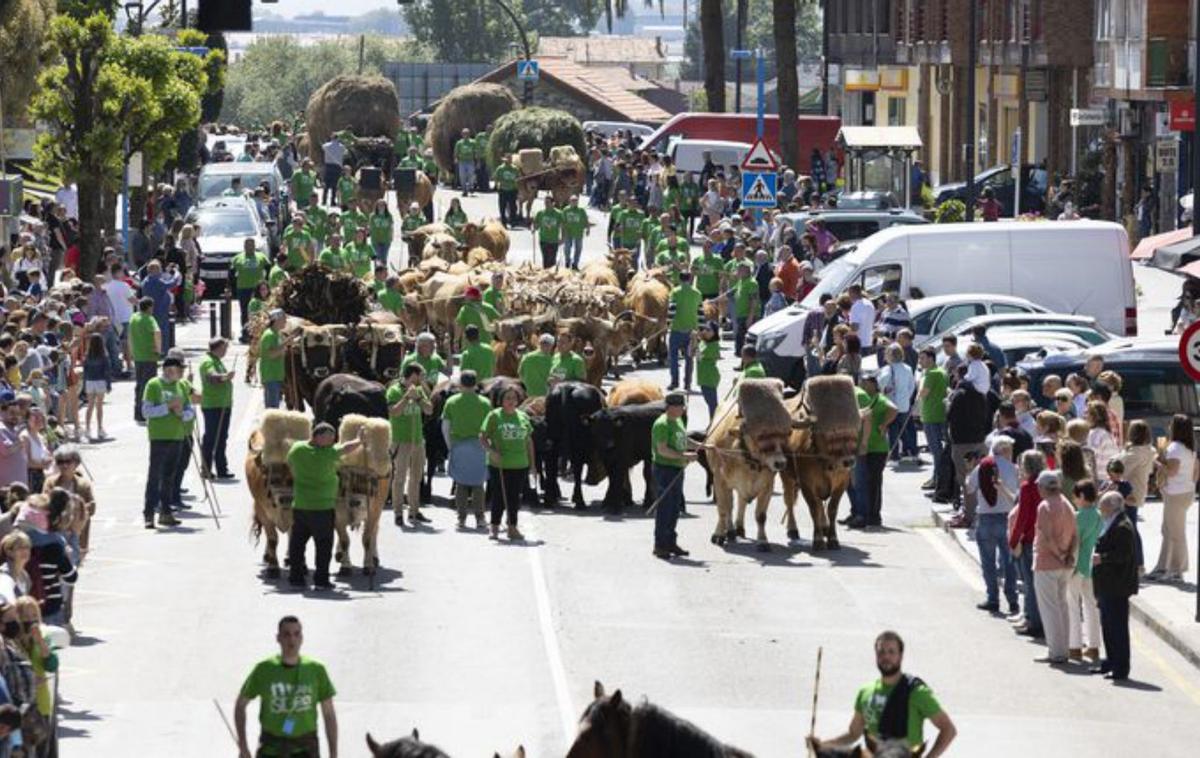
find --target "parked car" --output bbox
[955,330,1094,366]
[1018,340,1200,439]
[906,294,1049,344]
[186,198,269,299]
[639,112,842,159]
[917,312,1114,353]
[197,161,284,203]
[833,191,901,210]
[932,164,1047,217]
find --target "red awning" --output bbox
[1131,227,1192,260]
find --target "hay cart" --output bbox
[344,136,395,205]
[515,146,586,217]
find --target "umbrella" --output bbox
[1131,227,1192,260]
[1151,235,1200,271]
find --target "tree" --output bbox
[773,0,798,169]
[700,0,725,113]
[684,0,822,81]
[0,0,55,122]
[29,12,218,275]
[402,0,603,62]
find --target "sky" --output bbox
[262,1,400,17]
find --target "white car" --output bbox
[186,198,269,299]
[582,121,655,142]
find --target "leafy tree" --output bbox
[402,0,604,62]
[0,0,55,122]
[29,12,219,275]
[684,0,822,82]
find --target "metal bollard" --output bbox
[209,302,217,339]
[220,299,232,340]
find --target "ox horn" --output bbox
[614,309,635,322]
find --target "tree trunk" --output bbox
[701,0,726,113]
[774,0,799,170]
[77,171,105,278]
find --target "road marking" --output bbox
[525,523,577,745]
[918,527,984,590]
[1131,630,1200,706]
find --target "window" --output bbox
[826,220,884,240]
[878,0,891,33]
[1127,0,1144,39]
[887,97,907,125]
[1096,0,1112,39]
[1119,367,1199,418]
[991,303,1036,315]
[911,309,937,337]
[933,304,987,334]
[860,264,903,297]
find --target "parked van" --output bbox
[667,139,754,175]
[640,113,842,159]
[582,121,655,141]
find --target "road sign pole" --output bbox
[1012,128,1022,218]
[756,49,765,141]
[1177,320,1200,623]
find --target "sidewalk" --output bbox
[930,495,1200,670]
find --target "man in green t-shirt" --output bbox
[560,195,589,269]
[848,377,897,530]
[730,261,759,357]
[231,239,270,340]
[917,347,949,492]
[129,296,161,423]
[454,128,477,195]
[259,309,290,409]
[492,156,520,227]
[810,630,956,756]
[458,325,495,381]
[290,160,317,209]
[667,271,702,392]
[482,271,504,314]
[549,334,587,385]
[519,334,556,397]
[377,276,405,316]
[534,196,563,268]
[286,422,364,589]
[456,287,499,345]
[388,363,432,526]
[441,370,492,527]
[198,337,236,481]
[693,242,724,298]
[613,199,646,266]
[235,615,339,758]
[317,233,347,272]
[650,391,697,559]
[397,145,422,171]
[739,345,767,378]
[679,172,701,237]
[141,355,193,529]
[402,333,448,390]
[472,128,490,190]
[282,214,315,271]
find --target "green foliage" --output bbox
[919,184,935,210]
[487,107,586,169]
[683,0,821,81]
[0,0,55,119]
[57,0,119,20]
[688,88,709,112]
[220,35,429,128]
[934,199,966,224]
[403,0,602,62]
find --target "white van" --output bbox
[582,121,655,142]
[667,139,752,175]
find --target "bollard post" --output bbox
[220,299,232,340]
[208,301,217,339]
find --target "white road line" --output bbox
[525,527,576,745]
[919,527,985,591]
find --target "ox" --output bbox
[543,381,606,509]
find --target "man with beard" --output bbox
[808,631,957,756]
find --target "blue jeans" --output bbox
[668,330,693,388]
[263,381,283,409]
[849,455,868,520]
[373,242,390,263]
[652,463,684,549]
[976,513,1019,607]
[457,161,476,191]
[103,325,122,375]
[563,236,584,268]
[924,421,945,484]
[701,386,718,423]
[1015,544,1041,628]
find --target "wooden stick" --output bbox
[809,646,824,739]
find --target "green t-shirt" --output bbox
[369,213,394,245]
[287,441,341,510]
[290,171,316,207]
[198,354,232,409]
[854,677,943,748]
[401,213,424,234]
[337,176,356,204]
[442,392,492,440]
[617,208,645,245]
[550,351,586,382]
[386,382,428,444]
[482,286,503,314]
[269,266,289,288]
[423,157,439,177]
[454,139,476,162]
[306,206,328,245]
[535,208,563,243]
[641,219,662,250]
[733,278,758,318]
[697,340,721,388]
[693,253,724,295]
[459,342,495,380]
[346,242,374,278]
[919,366,948,424]
[128,312,160,363]
[445,208,467,232]
[651,414,688,468]
[669,284,702,332]
[857,388,895,454]
[341,210,367,241]
[473,132,489,156]
[378,289,404,315]
[680,181,700,211]
[143,377,190,441]
[519,350,554,397]
[397,155,421,171]
[239,655,336,739]
[248,297,265,316]
[283,228,314,270]
[484,408,532,469]
[402,351,446,383]
[493,164,519,191]
[456,301,499,344]
[259,328,285,384]
[742,361,766,378]
[662,186,681,213]
[318,247,347,271]
[561,206,588,238]
[231,251,270,291]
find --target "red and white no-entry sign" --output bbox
[1178,320,1200,381]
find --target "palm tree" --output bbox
[701,0,726,112]
[773,0,800,168]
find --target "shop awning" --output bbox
[1151,235,1200,270]
[837,126,923,150]
[1131,226,1193,260]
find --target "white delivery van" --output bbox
[667,139,752,175]
[755,221,1137,386]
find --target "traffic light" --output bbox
[197,0,252,32]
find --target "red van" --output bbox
[640,113,842,163]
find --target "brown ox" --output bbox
[779,375,865,550]
[462,219,510,261]
[623,274,670,362]
[608,378,664,407]
[421,232,459,261]
[705,379,793,551]
[406,222,452,263]
[246,430,287,577]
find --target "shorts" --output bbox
[85,380,108,396]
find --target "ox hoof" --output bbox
[726,529,738,544]
[756,542,770,553]
[735,526,745,539]
[786,529,800,541]
[811,539,827,552]
[265,566,281,579]
[337,565,352,578]
[827,538,841,550]
[711,534,725,546]
[362,565,376,576]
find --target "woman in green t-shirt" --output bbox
[480,387,534,541]
[444,198,468,239]
[247,281,270,321]
[691,321,722,423]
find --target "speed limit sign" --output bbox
[1179,321,1200,381]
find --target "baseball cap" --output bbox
[162,356,184,369]
[465,287,482,299]
[0,389,15,407]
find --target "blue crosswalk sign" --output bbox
[741,171,777,209]
[517,60,540,82]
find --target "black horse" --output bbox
[366,730,450,758]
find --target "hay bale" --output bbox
[261,410,312,467]
[487,107,587,173]
[737,379,790,438]
[338,414,392,477]
[517,148,545,175]
[549,145,578,165]
[426,83,521,173]
[304,75,401,163]
[802,375,862,458]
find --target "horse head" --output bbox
[565,681,632,758]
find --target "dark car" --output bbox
[933,164,1047,217]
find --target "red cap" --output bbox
[465,286,482,299]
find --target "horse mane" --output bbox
[629,700,754,758]
[374,736,452,758]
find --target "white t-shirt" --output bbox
[55,185,79,220]
[965,358,990,395]
[322,139,346,166]
[1164,441,1196,496]
[848,298,876,347]
[105,279,136,325]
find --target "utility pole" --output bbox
[734,0,747,113]
[493,0,533,105]
[964,0,978,221]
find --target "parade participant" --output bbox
[231,239,270,339]
[550,334,586,384]
[473,125,490,190]
[317,233,347,272]
[534,195,563,269]
[400,203,424,241]
[666,270,701,392]
[235,616,338,758]
[290,159,317,210]
[917,348,949,492]
[458,325,494,381]
[679,172,700,237]
[482,271,504,314]
[369,199,393,264]
[847,375,897,531]
[141,355,192,529]
[456,287,498,345]
[692,240,724,302]
[454,128,476,195]
[377,276,404,316]
[481,387,534,541]
[248,281,270,322]
[270,253,291,288]
[321,135,345,206]
[1092,491,1137,681]
[387,363,432,527]
[336,165,356,208]
[730,260,758,357]
[259,310,289,410]
[693,321,721,422]
[444,197,468,239]
[346,227,374,279]
[282,214,315,271]
[737,345,766,378]
[519,334,556,398]
[402,333,448,388]
[340,201,368,243]
[129,297,161,423]
[169,348,199,514]
[1032,470,1079,664]
[493,155,520,227]
[286,422,363,590]
[396,145,422,171]
[651,390,696,559]
[560,195,589,269]
[612,197,646,267]
[198,337,235,481]
[442,371,491,529]
[808,631,956,756]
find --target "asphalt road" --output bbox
[57,191,1200,757]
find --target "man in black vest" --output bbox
[1091,491,1138,681]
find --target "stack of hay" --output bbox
[272,265,372,325]
[801,375,863,459]
[261,411,311,467]
[425,83,521,173]
[337,414,392,528]
[737,379,793,449]
[304,75,401,163]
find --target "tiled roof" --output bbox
[537,36,665,65]
[478,57,672,125]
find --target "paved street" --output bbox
[57,189,1200,757]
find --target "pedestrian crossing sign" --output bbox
[517,60,540,82]
[741,171,777,209]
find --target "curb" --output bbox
[929,506,1200,673]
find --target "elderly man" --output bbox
[139,260,181,353]
[966,438,1021,614]
[402,332,448,390]
[1032,470,1079,664]
[1091,490,1138,681]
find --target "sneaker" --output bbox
[144,517,155,530]
[975,601,1000,612]
[506,526,525,541]
[158,512,181,527]
[669,544,690,557]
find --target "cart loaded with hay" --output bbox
[515,146,586,215]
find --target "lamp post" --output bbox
[492,0,533,105]
[964,0,978,221]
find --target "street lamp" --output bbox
[491,0,533,105]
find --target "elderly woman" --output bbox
[1147,414,1197,583]
[1031,470,1079,664]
